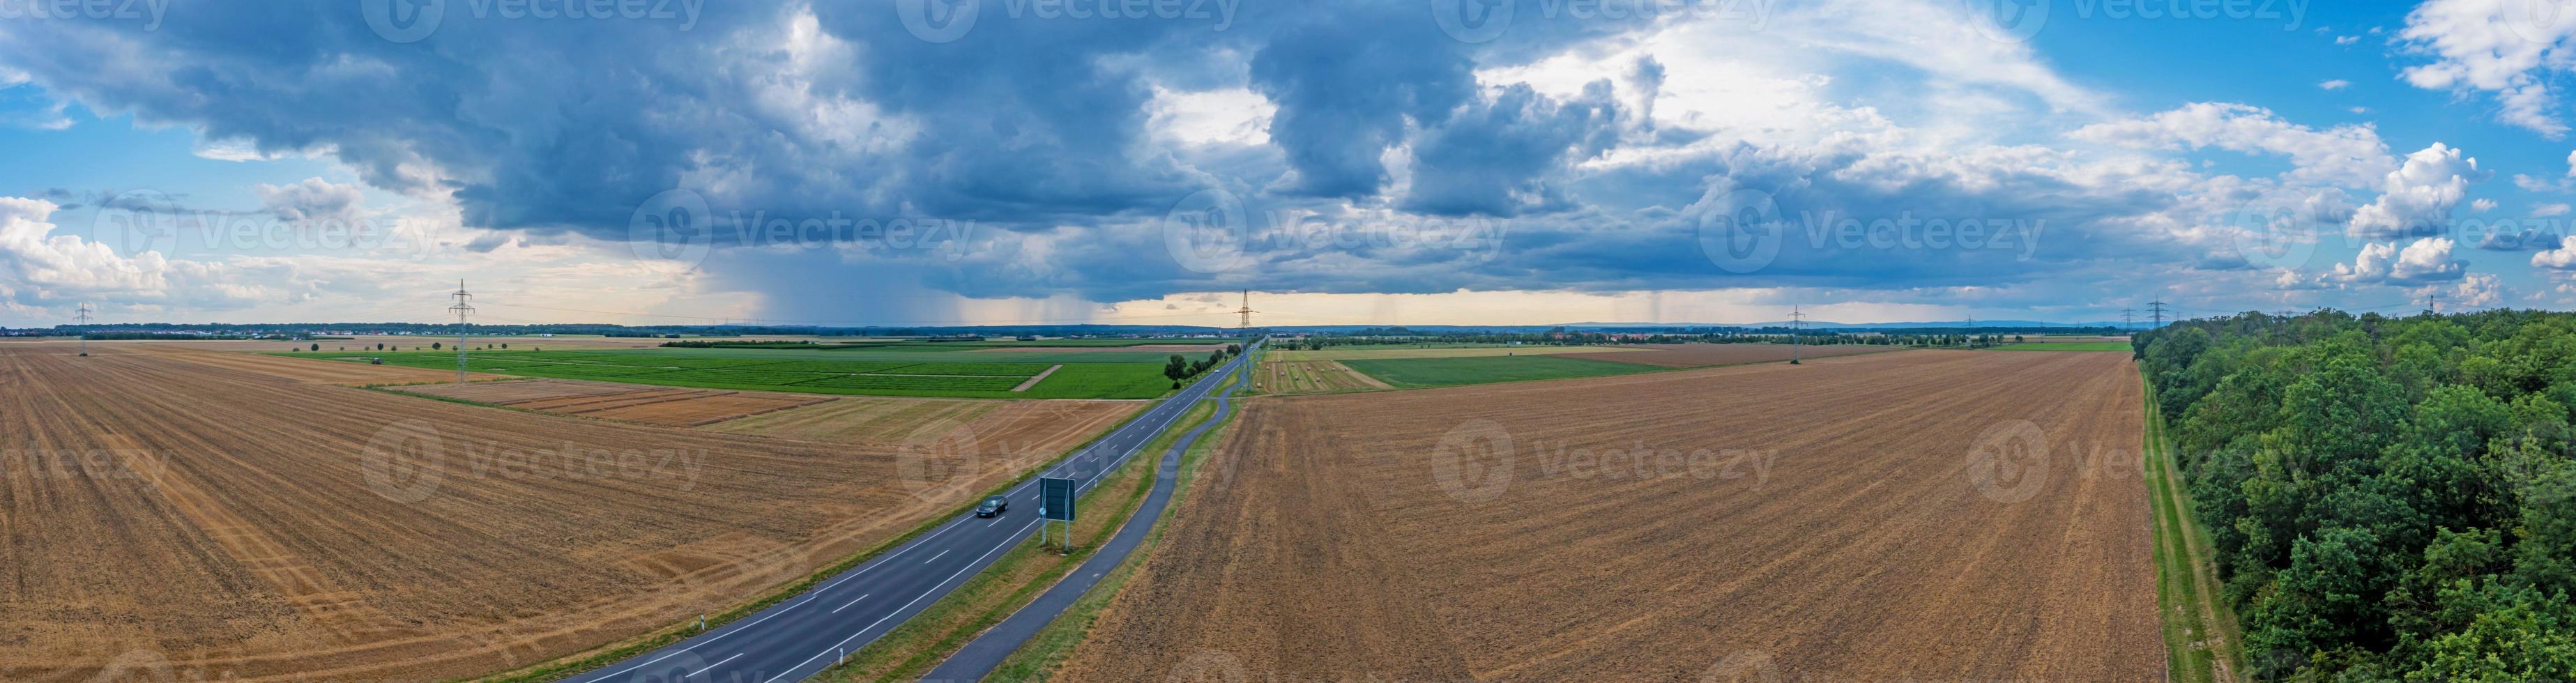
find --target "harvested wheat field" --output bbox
[1253,358,1391,394]
[107,344,499,386]
[1059,350,2157,682]
[77,334,680,353]
[0,345,1047,681]
[395,378,836,427]
[705,395,1141,459]
[1588,342,1896,368]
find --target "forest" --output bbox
[2139,310,2576,680]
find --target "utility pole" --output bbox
[1235,289,1256,339]
[448,279,475,383]
[2121,308,2133,335]
[2147,300,2167,330]
[75,302,93,357]
[1787,305,1805,364]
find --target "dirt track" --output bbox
[0,345,1048,681]
[1059,350,2158,682]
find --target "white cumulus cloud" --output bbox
[2398,0,2576,137]
[2348,143,2488,239]
[2332,236,2467,283]
[2071,102,2395,187]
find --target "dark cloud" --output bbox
[0,1,2228,317]
[1400,81,1621,217]
[1248,5,1474,198]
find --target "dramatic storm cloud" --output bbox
[3,0,2573,325]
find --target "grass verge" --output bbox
[2142,372,2244,683]
[984,386,1247,682]
[807,384,1229,682]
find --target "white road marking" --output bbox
[691,652,743,676]
[765,519,1043,683]
[574,592,817,681]
[924,549,950,565]
[830,594,871,613]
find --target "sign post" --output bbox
[1039,477,1078,552]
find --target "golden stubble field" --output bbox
[1592,342,1898,367]
[0,345,1070,680]
[1059,349,2159,682]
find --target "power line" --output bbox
[1235,289,1256,339]
[74,303,92,357]
[448,279,475,383]
[2120,308,2133,334]
[1787,305,1805,364]
[2147,300,2167,330]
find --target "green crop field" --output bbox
[1991,342,2131,352]
[600,346,1217,365]
[869,362,1061,376]
[292,349,1180,399]
[1339,355,1663,388]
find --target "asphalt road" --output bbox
[563,342,1258,683]
[920,349,1249,682]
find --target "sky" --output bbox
[1,0,2574,328]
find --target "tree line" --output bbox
[2138,309,2576,679]
[1162,344,1242,387]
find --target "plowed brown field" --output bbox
[0,345,1046,681]
[1586,342,1896,368]
[1059,350,2157,682]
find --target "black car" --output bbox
[975,496,1008,517]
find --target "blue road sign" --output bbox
[1039,477,1077,522]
